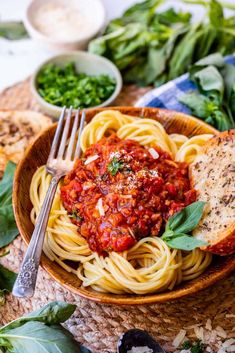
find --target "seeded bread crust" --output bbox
[0,110,52,177]
[190,130,235,256]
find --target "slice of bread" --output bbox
[0,110,52,178]
[190,130,235,255]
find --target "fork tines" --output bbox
[48,107,86,165]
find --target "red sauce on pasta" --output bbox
[61,135,196,255]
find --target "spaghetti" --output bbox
[30,111,212,294]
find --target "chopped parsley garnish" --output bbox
[181,340,205,353]
[69,210,82,221]
[37,62,116,109]
[107,157,124,176]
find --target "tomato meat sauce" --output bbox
[61,135,196,255]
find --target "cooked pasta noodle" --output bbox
[30,110,212,294]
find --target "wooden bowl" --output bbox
[13,107,235,305]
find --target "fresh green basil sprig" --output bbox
[162,201,207,250]
[0,301,91,353]
[89,0,235,86]
[179,53,235,130]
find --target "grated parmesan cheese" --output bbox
[127,347,153,353]
[84,155,99,165]
[96,198,105,216]
[149,148,159,159]
[173,329,187,348]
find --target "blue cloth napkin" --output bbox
[136,54,235,112]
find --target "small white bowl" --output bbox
[24,0,106,50]
[31,51,123,118]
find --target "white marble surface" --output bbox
[0,0,233,92]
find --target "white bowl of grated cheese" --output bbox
[24,0,106,50]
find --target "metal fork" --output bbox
[12,107,86,298]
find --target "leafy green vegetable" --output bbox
[37,62,116,109]
[0,21,28,40]
[107,157,124,176]
[0,264,16,292]
[0,161,18,248]
[179,53,235,130]
[0,262,16,305]
[0,301,91,353]
[89,0,235,86]
[162,201,207,251]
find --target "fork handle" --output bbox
[12,176,60,298]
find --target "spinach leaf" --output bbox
[0,162,18,248]
[0,21,28,40]
[162,201,207,251]
[0,264,16,292]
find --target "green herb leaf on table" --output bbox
[0,264,16,292]
[0,321,81,353]
[0,161,18,248]
[0,263,16,305]
[0,21,28,40]
[162,201,207,251]
[179,53,235,131]
[0,301,90,353]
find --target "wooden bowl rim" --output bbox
[13,107,235,305]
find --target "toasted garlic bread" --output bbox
[0,110,52,178]
[190,130,235,255]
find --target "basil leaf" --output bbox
[165,234,207,251]
[0,21,28,40]
[178,92,216,119]
[194,26,217,61]
[165,211,185,233]
[169,23,202,80]
[0,264,16,292]
[192,65,224,98]
[162,202,206,250]
[122,0,163,25]
[0,162,18,248]
[208,0,224,28]
[0,322,81,353]
[191,52,224,70]
[0,302,76,332]
[172,201,206,234]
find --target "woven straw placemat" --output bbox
[0,79,234,353]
